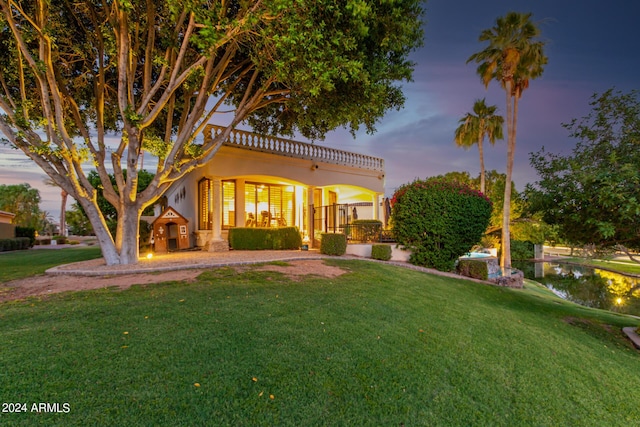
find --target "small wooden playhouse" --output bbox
[151,207,190,253]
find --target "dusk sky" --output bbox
[1,0,639,219]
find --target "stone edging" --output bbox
[623,327,640,349]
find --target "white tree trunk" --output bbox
[80,199,120,265]
[501,84,514,273]
[60,191,67,237]
[478,136,486,194]
[78,197,142,265]
[117,204,141,265]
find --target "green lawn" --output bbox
[1,257,639,426]
[0,246,103,281]
[564,257,640,275]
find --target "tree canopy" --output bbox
[0,0,424,264]
[527,89,640,259]
[454,99,504,194]
[0,183,43,229]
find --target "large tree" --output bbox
[454,98,504,194]
[0,183,43,229]
[467,12,547,272]
[527,89,640,261]
[0,0,424,265]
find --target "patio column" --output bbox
[235,179,245,228]
[208,178,229,251]
[212,178,222,241]
[307,186,315,247]
[372,193,381,220]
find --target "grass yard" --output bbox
[583,260,640,274]
[565,257,640,275]
[1,258,639,426]
[0,246,103,282]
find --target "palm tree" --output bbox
[467,12,547,272]
[44,179,68,237]
[454,99,504,194]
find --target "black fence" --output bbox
[313,204,351,234]
[344,223,395,243]
[312,204,394,243]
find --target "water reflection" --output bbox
[513,261,640,316]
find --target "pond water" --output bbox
[513,261,640,317]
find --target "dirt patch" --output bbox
[248,260,348,281]
[0,260,347,303]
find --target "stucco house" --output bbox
[157,125,385,251]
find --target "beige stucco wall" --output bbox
[163,145,385,247]
[0,223,15,239]
[199,145,384,191]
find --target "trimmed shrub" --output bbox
[15,226,36,247]
[371,244,392,261]
[17,237,30,250]
[391,178,492,271]
[229,227,302,250]
[0,237,31,252]
[457,259,489,280]
[53,235,67,245]
[511,240,534,260]
[320,233,347,256]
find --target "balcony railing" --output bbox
[206,124,384,172]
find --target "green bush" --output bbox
[320,233,347,256]
[15,226,36,247]
[457,259,489,280]
[0,237,31,252]
[391,178,492,271]
[371,244,392,261]
[53,236,67,245]
[511,240,534,260]
[229,227,302,250]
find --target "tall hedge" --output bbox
[391,179,492,271]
